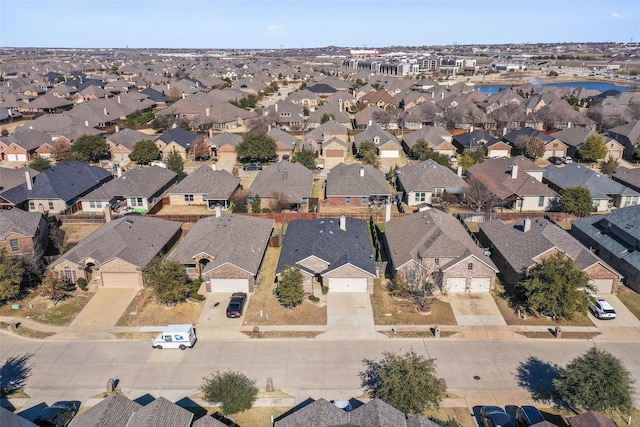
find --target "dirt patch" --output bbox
[371,280,457,326]
[241,331,323,339]
[380,330,459,338]
[519,331,601,340]
[425,407,477,427]
[116,288,203,327]
[493,294,594,327]
[244,246,327,326]
[112,331,158,340]
[60,224,101,247]
[14,325,56,339]
[0,290,93,326]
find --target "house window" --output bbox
[345,197,351,204]
[361,197,367,204]
[433,188,443,197]
[136,198,143,206]
[48,200,54,210]
[9,239,19,252]
[202,194,208,201]
[553,143,558,147]
[408,269,415,286]
[301,197,308,204]
[538,196,545,207]
[467,263,474,270]
[373,136,380,144]
[434,258,440,266]
[416,192,426,202]
[61,267,77,283]
[184,194,194,202]
[185,266,196,275]
[29,201,35,210]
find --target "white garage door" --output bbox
[328,277,368,293]
[101,272,140,288]
[380,150,399,158]
[6,154,18,161]
[446,277,467,293]
[590,279,613,294]
[210,278,249,293]
[470,277,491,293]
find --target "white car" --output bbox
[589,297,616,320]
[562,156,573,164]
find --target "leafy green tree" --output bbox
[276,266,305,308]
[291,148,316,169]
[320,113,335,124]
[129,140,160,165]
[29,156,52,172]
[0,249,25,303]
[124,110,155,127]
[410,139,433,161]
[250,195,261,213]
[144,257,189,305]
[230,94,259,109]
[357,140,380,168]
[233,202,248,213]
[559,185,593,217]
[71,134,110,163]
[39,270,72,306]
[526,137,546,159]
[600,156,619,176]
[554,347,634,414]
[360,349,444,415]
[236,130,277,162]
[578,133,608,162]
[302,107,310,117]
[165,149,185,181]
[517,253,594,321]
[201,370,258,415]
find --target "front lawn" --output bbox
[493,293,594,327]
[0,290,93,326]
[370,279,457,326]
[617,285,640,320]
[115,288,203,327]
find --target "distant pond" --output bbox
[477,81,639,95]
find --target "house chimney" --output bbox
[25,169,33,190]
[339,98,343,112]
[104,203,112,222]
[85,120,89,127]
[205,107,210,116]
[103,107,108,116]
[340,214,346,231]
[457,165,463,177]
[208,128,213,138]
[117,95,121,104]
[523,217,531,232]
[283,168,288,181]
[267,124,272,132]
[502,127,507,136]
[368,119,372,127]
[215,205,221,218]
[167,83,170,91]
[182,92,185,99]
[275,103,278,112]
[360,166,364,177]
[511,164,518,179]
[115,125,120,133]
[385,201,391,223]
[117,166,123,177]
[211,162,216,171]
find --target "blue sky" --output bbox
[1,0,638,49]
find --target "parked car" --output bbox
[34,401,79,427]
[516,405,545,427]
[548,156,563,165]
[226,292,247,318]
[562,156,573,164]
[243,162,262,171]
[282,154,290,161]
[480,406,515,427]
[589,296,616,319]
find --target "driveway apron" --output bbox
[448,293,507,326]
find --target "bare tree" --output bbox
[526,137,546,159]
[466,177,499,212]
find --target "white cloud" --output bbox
[264,24,285,37]
[610,12,623,19]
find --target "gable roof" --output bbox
[0,166,39,193]
[0,209,44,239]
[453,129,499,149]
[551,126,595,148]
[326,163,391,198]
[126,397,193,427]
[397,159,469,194]
[1,161,113,205]
[612,166,640,192]
[274,398,348,427]
[107,128,151,150]
[168,166,239,198]
[403,126,452,149]
[567,411,617,427]
[70,393,142,427]
[248,160,313,202]
[170,214,273,275]
[81,166,177,201]
[156,127,199,150]
[208,132,242,148]
[349,398,406,426]
[543,163,639,199]
[276,217,376,276]
[354,122,400,147]
[50,216,182,270]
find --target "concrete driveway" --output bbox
[320,293,382,340]
[590,295,640,340]
[448,293,507,326]
[195,293,248,340]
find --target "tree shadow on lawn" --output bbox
[0,352,34,396]
[514,355,560,404]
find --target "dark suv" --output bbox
[480,406,515,427]
[516,406,545,427]
[243,162,262,171]
[34,401,79,427]
[226,292,247,318]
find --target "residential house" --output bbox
[276,216,377,294]
[402,126,456,157]
[543,163,640,212]
[247,160,313,212]
[353,122,403,158]
[325,163,392,208]
[612,166,640,193]
[106,128,153,165]
[170,214,273,293]
[302,120,349,155]
[385,210,498,293]
[167,165,239,209]
[155,127,201,160]
[80,166,177,214]
[353,104,385,130]
[466,156,557,212]
[452,129,498,154]
[285,89,320,111]
[571,206,640,293]
[606,120,640,158]
[0,208,48,259]
[567,411,617,427]
[552,127,624,160]
[503,127,567,159]
[69,393,142,427]
[478,217,621,293]
[208,131,242,164]
[307,103,351,129]
[0,406,37,427]
[268,127,297,160]
[396,159,469,207]
[0,161,113,212]
[0,166,39,195]
[265,100,305,131]
[49,216,182,288]
[1,128,54,161]
[360,90,400,110]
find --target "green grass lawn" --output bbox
[617,285,640,320]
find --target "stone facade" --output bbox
[439,255,497,292]
[0,232,39,256]
[584,262,620,293]
[323,264,375,294]
[203,263,256,293]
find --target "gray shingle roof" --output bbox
[274,398,348,427]
[208,132,242,147]
[543,163,639,199]
[1,161,113,205]
[326,163,391,198]
[276,217,376,276]
[248,161,313,203]
[0,166,39,193]
[107,128,151,151]
[571,205,640,258]
[81,166,176,201]
[192,415,228,427]
[0,209,44,239]
[407,415,442,427]
[349,398,406,426]
[612,166,640,193]
[397,159,469,194]
[156,128,199,150]
[168,166,239,198]
[170,214,273,275]
[70,393,142,427]
[50,216,182,270]
[126,397,193,427]
[0,406,38,427]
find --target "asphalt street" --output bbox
[3,334,640,407]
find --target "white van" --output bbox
[152,324,197,350]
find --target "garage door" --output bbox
[328,277,368,293]
[380,150,399,158]
[590,279,614,294]
[210,278,249,293]
[325,149,344,157]
[446,277,467,293]
[470,277,491,293]
[101,272,140,288]
[6,154,18,161]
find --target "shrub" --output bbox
[321,286,329,295]
[76,278,88,291]
[308,294,320,302]
[190,278,205,301]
